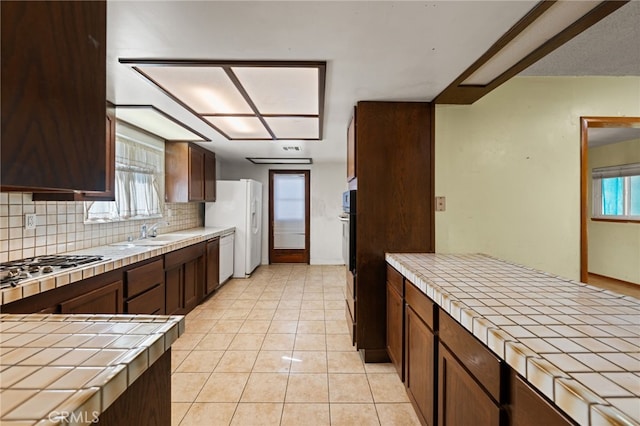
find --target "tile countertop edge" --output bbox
[385,252,640,426]
[0,226,235,306]
[0,313,185,424]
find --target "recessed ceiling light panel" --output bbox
[115,105,209,141]
[120,59,326,140]
[205,116,271,139]
[233,67,319,114]
[138,66,253,114]
[264,116,319,140]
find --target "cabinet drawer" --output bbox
[405,280,435,331]
[439,311,502,402]
[386,264,403,296]
[165,243,205,269]
[125,259,164,298]
[126,284,165,315]
[511,372,575,426]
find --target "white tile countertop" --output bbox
[386,253,640,426]
[1,227,235,306]
[0,313,185,424]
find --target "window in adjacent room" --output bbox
[85,132,164,222]
[592,163,640,220]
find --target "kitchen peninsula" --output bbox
[0,313,184,424]
[386,253,639,426]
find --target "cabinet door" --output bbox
[165,266,182,315]
[1,1,107,192]
[386,283,403,378]
[204,151,216,202]
[511,373,574,426]
[438,343,500,426]
[346,110,356,181]
[189,145,204,201]
[183,258,200,311]
[406,305,435,426]
[60,280,123,314]
[206,238,220,296]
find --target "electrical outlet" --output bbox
[24,213,37,230]
[435,196,446,212]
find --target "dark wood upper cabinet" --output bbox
[32,103,116,201]
[165,142,216,203]
[1,1,108,192]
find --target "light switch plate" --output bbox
[24,213,37,230]
[435,196,446,212]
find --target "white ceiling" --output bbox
[107,1,640,165]
[589,127,640,148]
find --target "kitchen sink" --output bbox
[110,233,193,247]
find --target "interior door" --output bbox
[269,170,310,264]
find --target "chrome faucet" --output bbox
[147,221,170,238]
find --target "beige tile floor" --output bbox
[170,264,421,426]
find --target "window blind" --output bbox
[592,162,640,179]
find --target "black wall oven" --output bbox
[341,190,356,273]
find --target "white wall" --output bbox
[219,161,346,265]
[435,76,640,281]
[588,138,640,284]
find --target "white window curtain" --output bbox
[85,136,164,222]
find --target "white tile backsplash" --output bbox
[0,193,202,261]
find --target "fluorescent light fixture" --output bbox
[462,1,599,86]
[233,67,319,114]
[115,105,209,141]
[247,157,313,165]
[434,1,625,104]
[119,60,326,140]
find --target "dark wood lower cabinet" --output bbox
[125,259,165,314]
[438,343,501,426]
[406,305,436,426]
[386,279,404,378]
[182,258,200,312]
[165,266,182,316]
[509,372,575,426]
[205,237,220,296]
[387,263,583,426]
[98,349,171,425]
[164,243,205,315]
[60,280,123,314]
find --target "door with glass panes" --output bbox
[269,170,310,263]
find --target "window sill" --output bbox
[591,217,640,224]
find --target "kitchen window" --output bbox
[85,133,164,222]
[592,163,640,221]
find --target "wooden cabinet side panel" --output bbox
[347,110,356,181]
[204,151,216,201]
[1,1,107,191]
[405,305,436,426]
[189,145,205,201]
[164,142,189,203]
[386,283,404,378]
[438,343,500,426]
[206,238,220,295]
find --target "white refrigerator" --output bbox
[205,179,263,278]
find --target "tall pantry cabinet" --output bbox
[347,101,435,362]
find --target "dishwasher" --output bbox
[219,233,234,285]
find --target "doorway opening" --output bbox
[269,170,310,264]
[580,116,640,297]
